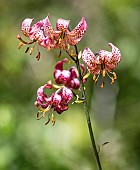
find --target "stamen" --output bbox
[34,101,44,112]
[102,69,106,77]
[16,34,35,45]
[93,74,100,85]
[58,50,62,58]
[58,38,62,45]
[30,41,36,55]
[108,71,117,80]
[111,78,115,84]
[30,47,34,55]
[45,113,51,125]
[25,47,30,53]
[113,72,117,80]
[106,71,116,85]
[18,42,24,49]
[36,52,40,61]
[51,113,55,126]
[36,111,40,118]
[45,118,51,125]
[67,44,70,50]
[36,104,52,120]
[93,75,96,81]
[101,81,104,88]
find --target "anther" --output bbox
[52,113,55,126]
[93,75,96,81]
[113,72,117,80]
[36,52,40,61]
[101,81,104,88]
[102,69,106,77]
[25,47,30,53]
[30,47,34,55]
[18,42,24,49]
[111,78,115,84]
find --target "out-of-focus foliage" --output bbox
[0,0,140,170]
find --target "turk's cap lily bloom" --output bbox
[17,17,56,59]
[54,58,80,89]
[52,86,73,114]
[44,16,88,49]
[82,43,121,87]
[36,84,53,108]
[35,84,73,125]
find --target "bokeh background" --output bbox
[0,0,140,169]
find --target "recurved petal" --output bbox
[70,78,80,89]
[43,16,55,37]
[109,43,121,63]
[82,48,97,67]
[104,43,121,71]
[61,86,73,103]
[52,93,62,105]
[31,20,44,32]
[69,67,78,79]
[82,48,101,75]
[67,17,88,45]
[37,84,52,101]
[56,18,70,31]
[21,18,34,35]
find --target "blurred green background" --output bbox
[0,0,140,169]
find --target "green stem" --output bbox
[74,45,103,170]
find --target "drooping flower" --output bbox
[54,58,80,89]
[52,86,73,114]
[44,16,88,50]
[17,18,56,60]
[82,43,121,87]
[34,84,73,125]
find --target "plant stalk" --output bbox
[74,45,103,170]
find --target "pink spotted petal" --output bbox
[61,87,73,103]
[52,93,62,106]
[82,48,101,75]
[99,43,121,71]
[69,67,78,79]
[56,18,70,31]
[67,17,88,45]
[31,20,44,32]
[21,18,34,36]
[43,16,57,38]
[36,84,52,107]
[70,78,80,89]
[109,43,121,63]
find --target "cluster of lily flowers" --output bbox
[17,15,121,125]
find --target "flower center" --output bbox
[93,62,117,88]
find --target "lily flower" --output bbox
[34,84,73,125]
[17,18,55,59]
[52,86,73,114]
[43,16,88,50]
[82,43,121,87]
